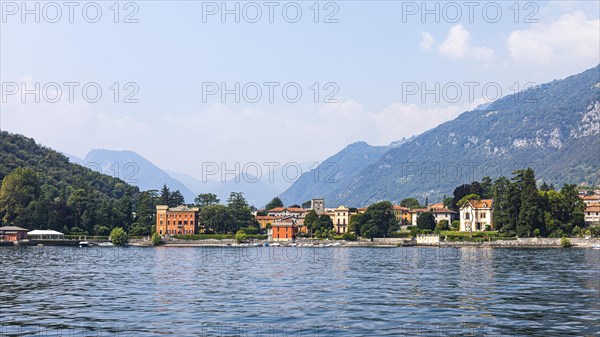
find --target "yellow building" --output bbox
[326,206,355,234]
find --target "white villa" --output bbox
[459,199,493,232]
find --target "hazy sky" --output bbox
[2,0,599,179]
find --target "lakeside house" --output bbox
[156,205,199,235]
[410,208,429,227]
[432,208,458,224]
[0,226,28,242]
[27,230,64,240]
[459,199,494,232]
[324,206,356,234]
[271,217,299,242]
[267,207,306,218]
[391,205,410,223]
[584,203,600,225]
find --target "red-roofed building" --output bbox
[580,195,600,205]
[584,203,600,224]
[459,199,493,232]
[270,217,298,242]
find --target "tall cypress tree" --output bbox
[514,168,541,237]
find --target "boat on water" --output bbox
[263,243,269,247]
[98,242,114,247]
[79,241,91,247]
[591,245,600,249]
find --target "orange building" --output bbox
[271,218,298,242]
[156,205,199,236]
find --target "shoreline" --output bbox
[148,237,600,249]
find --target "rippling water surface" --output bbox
[1,246,599,336]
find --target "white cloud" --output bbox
[419,32,435,50]
[421,25,495,62]
[438,25,495,61]
[507,11,600,66]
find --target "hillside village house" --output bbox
[459,199,493,232]
[156,205,199,235]
[584,203,600,224]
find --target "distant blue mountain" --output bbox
[81,149,197,203]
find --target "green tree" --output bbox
[235,229,247,243]
[400,198,420,209]
[194,193,220,208]
[437,219,449,230]
[169,190,185,207]
[160,184,170,205]
[480,176,493,198]
[514,168,542,237]
[348,213,363,236]
[152,232,162,245]
[201,204,233,233]
[451,184,471,211]
[457,194,480,208]
[492,177,516,233]
[443,196,453,209]
[0,167,41,226]
[265,197,284,211]
[302,200,312,209]
[110,227,129,246]
[304,210,320,234]
[359,201,396,237]
[227,192,256,230]
[319,214,333,231]
[416,212,435,231]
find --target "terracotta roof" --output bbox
[392,205,409,211]
[431,208,457,214]
[267,207,305,213]
[586,203,600,212]
[410,208,429,213]
[255,216,276,220]
[428,203,444,209]
[581,195,600,200]
[468,199,493,209]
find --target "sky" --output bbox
[1,0,599,181]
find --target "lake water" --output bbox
[0,246,598,336]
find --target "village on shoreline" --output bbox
[2,168,600,249]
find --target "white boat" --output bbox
[98,242,114,247]
[270,243,281,247]
[591,245,600,249]
[79,241,91,247]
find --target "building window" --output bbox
[465,213,470,220]
[160,220,163,225]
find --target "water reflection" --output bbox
[0,246,598,336]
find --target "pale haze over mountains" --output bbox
[59,65,600,208]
